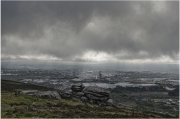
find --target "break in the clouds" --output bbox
[1,1,179,63]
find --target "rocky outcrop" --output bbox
[19,84,113,106]
[70,84,111,105]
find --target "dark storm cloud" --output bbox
[1,1,179,62]
[2,1,94,37]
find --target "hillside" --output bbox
[1,80,176,118]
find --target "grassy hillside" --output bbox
[1,80,176,118]
[1,79,54,92]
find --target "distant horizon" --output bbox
[1,61,179,73]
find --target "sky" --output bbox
[1,1,179,64]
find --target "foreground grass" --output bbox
[2,92,169,118]
[1,80,176,118]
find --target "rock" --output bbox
[20,90,61,100]
[72,83,83,87]
[71,83,85,92]
[83,86,110,96]
[106,99,114,106]
[85,94,109,102]
[20,90,39,95]
[76,92,84,97]
[61,89,72,98]
[64,89,73,95]
[89,100,96,104]
[83,86,110,103]
[97,102,106,106]
[107,99,113,103]
[81,96,88,102]
[83,91,108,97]
[35,91,61,100]
[62,94,71,98]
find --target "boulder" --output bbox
[76,92,84,97]
[106,99,114,106]
[20,90,39,95]
[83,91,108,97]
[71,83,85,92]
[83,86,110,103]
[20,90,61,100]
[83,86,110,96]
[61,89,72,98]
[85,94,109,102]
[81,96,88,102]
[35,91,61,100]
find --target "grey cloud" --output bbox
[1,1,179,62]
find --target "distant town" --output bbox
[1,68,179,88]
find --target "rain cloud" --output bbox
[1,1,179,63]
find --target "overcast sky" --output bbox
[1,1,179,64]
